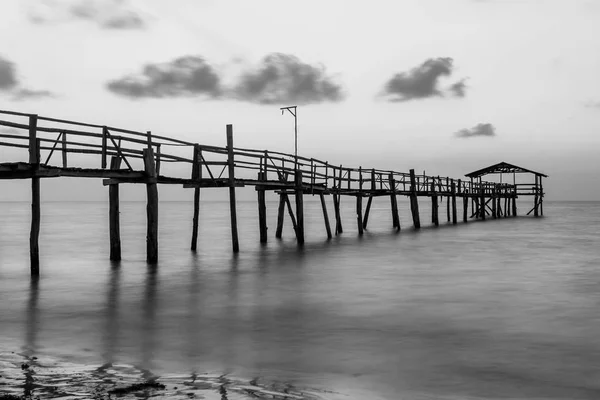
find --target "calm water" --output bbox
[0,197,599,399]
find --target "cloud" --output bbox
[0,56,18,90]
[12,88,55,100]
[381,57,467,101]
[449,79,468,97]
[28,0,145,30]
[584,101,600,109]
[231,53,344,104]
[0,55,56,101]
[455,123,496,138]
[106,56,221,99]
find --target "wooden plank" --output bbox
[109,156,122,261]
[320,193,332,239]
[295,170,304,245]
[190,145,201,251]
[227,124,239,253]
[409,169,421,229]
[143,148,159,264]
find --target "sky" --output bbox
[1,0,600,201]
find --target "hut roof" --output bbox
[465,161,548,179]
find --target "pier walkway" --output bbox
[0,109,547,275]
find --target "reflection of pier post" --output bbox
[141,267,158,372]
[101,265,121,367]
[24,277,40,357]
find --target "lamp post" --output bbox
[280,105,298,168]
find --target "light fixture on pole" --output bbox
[280,105,298,167]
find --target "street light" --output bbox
[280,106,298,166]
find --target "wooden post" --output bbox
[357,167,363,235]
[226,125,239,252]
[101,126,108,169]
[155,144,161,176]
[389,174,400,230]
[295,170,305,245]
[143,148,158,264]
[29,115,40,276]
[257,172,268,243]
[534,175,539,217]
[446,178,450,223]
[431,181,439,226]
[512,187,517,216]
[463,189,468,223]
[363,196,373,229]
[480,184,486,221]
[492,188,497,219]
[190,145,201,251]
[109,156,122,261]
[334,166,343,234]
[539,177,544,216]
[275,194,285,238]
[61,132,67,168]
[319,193,332,239]
[409,169,421,229]
[451,180,457,224]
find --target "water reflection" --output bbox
[24,276,39,357]
[101,263,121,367]
[141,265,159,375]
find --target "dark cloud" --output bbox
[231,53,344,104]
[106,56,221,99]
[584,101,600,109]
[0,55,55,101]
[449,79,468,97]
[382,57,467,101]
[0,56,18,90]
[12,88,55,100]
[29,0,145,30]
[455,123,496,138]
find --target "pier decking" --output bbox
[0,109,547,275]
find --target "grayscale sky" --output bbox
[1,0,599,201]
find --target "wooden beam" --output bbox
[143,148,158,264]
[226,125,239,253]
[109,156,122,261]
[275,193,285,238]
[362,195,373,229]
[431,181,439,226]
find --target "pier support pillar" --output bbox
[257,172,268,243]
[492,188,497,219]
[431,181,439,226]
[480,186,486,221]
[109,156,122,261]
[389,174,400,230]
[190,145,201,251]
[143,148,158,264]
[512,190,517,216]
[294,170,304,245]
[362,195,373,230]
[275,194,285,238]
[451,180,457,225]
[409,169,421,229]
[356,196,364,236]
[29,116,40,276]
[463,190,468,223]
[333,192,343,235]
[226,125,239,252]
[319,193,332,239]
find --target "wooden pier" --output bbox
[0,109,547,275]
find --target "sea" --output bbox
[0,198,599,399]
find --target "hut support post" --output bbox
[319,193,332,239]
[295,170,305,245]
[512,188,517,216]
[492,188,497,219]
[143,148,158,264]
[226,125,239,252]
[109,156,122,261]
[29,116,40,276]
[409,169,421,229]
[463,190,468,223]
[480,185,486,221]
[451,180,457,225]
